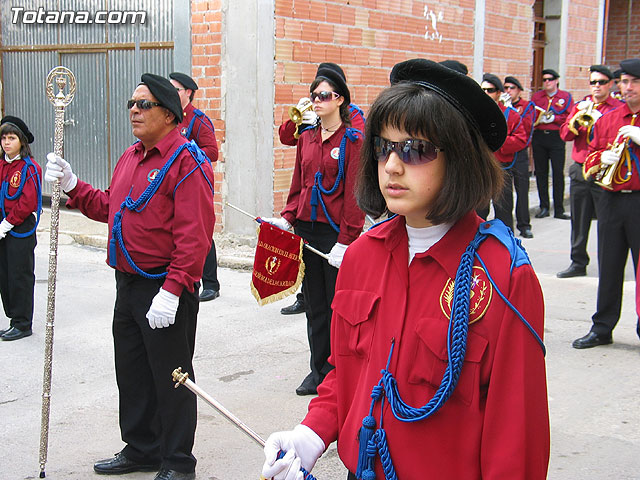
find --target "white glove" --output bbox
[600,150,620,166]
[540,113,555,124]
[327,242,348,268]
[499,92,512,108]
[146,288,180,329]
[262,217,292,231]
[619,125,640,145]
[298,97,318,125]
[576,100,591,110]
[0,219,14,240]
[262,425,325,480]
[45,152,78,192]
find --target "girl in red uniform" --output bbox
[0,116,41,341]
[264,64,365,397]
[262,59,549,480]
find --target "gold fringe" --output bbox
[250,236,306,306]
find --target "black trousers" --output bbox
[568,161,603,268]
[0,215,36,331]
[591,191,640,335]
[513,149,532,233]
[201,241,220,291]
[532,130,567,215]
[294,221,338,386]
[478,168,514,231]
[114,270,199,473]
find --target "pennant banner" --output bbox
[251,222,305,306]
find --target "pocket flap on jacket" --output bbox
[332,290,381,327]
[415,318,488,363]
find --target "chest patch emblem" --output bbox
[9,171,21,188]
[147,168,160,182]
[439,266,492,324]
[180,127,188,136]
[557,98,565,106]
[330,147,340,160]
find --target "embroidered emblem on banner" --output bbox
[439,266,492,324]
[265,255,281,275]
[9,171,21,188]
[147,169,160,182]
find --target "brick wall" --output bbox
[605,0,640,68]
[191,0,224,231]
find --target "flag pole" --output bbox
[225,202,329,260]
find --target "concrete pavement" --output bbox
[1,195,639,479]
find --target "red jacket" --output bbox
[66,128,215,296]
[511,98,536,148]
[584,102,640,191]
[0,156,41,226]
[495,103,527,164]
[281,124,364,244]
[303,213,550,479]
[179,102,218,162]
[531,89,573,131]
[279,103,366,146]
[559,95,623,164]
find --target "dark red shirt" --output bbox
[531,89,573,131]
[281,124,364,244]
[511,98,536,148]
[584,103,640,191]
[66,128,215,295]
[179,102,218,162]
[0,156,41,226]
[495,104,527,164]
[559,95,623,164]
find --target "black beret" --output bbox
[0,115,34,144]
[504,76,524,91]
[314,62,350,106]
[589,65,613,80]
[482,73,504,92]
[139,73,183,123]
[169,72,198,91]
[620,59,640,78]
[389,59,507,152]
[613,68,623,79]
[439,59,468,75]
[541,68,560,79]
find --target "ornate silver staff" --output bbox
[39,66,76,479]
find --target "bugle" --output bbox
[568,101,602,135]
[594,133,626,189]
[288,98,314,139]
[533,105,553,127]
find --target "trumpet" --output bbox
[568,101,602,135]
[594,132,626,189]
[534,105,553,126]
[288,98,314,139]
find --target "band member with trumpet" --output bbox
[557,65,623,279]
[574,59,640,349]
[264,63,365,396]
[504,76,536,238]
[45,73,214,479]
[477,73,527,232]
[531,68,573,219]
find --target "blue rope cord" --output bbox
[109,141,213,278]
[310,128,360,232]
[0,156,42,238]
[275,450,317,480]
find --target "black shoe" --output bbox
[94,452,160,475]
[556,265,586,278]
[0,327,9,336]
[199,289,219,302]
[554,212,571,220]
[281,298,305,315]
[154,468,196,480]
[534,208,550,218]
[572,332,613,349]
[520,228,533,239]
[0,327,32,341]
[295,373,318,396]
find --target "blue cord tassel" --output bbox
[109,212,121,267]
[356,415,376,479]
[310,183,319,222]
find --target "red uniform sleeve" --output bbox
[480,265,550,479]
[163,157,215,296]
[192,116,218,162]
[65,179,111,223]
[280,138,304,226]
[337,136,365,244]
[559,103,580,141]
[5,161,42,226]
[498,109,527,157]
[279,120,299,147]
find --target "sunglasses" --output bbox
[505,85,519,90]
[310,91,340,102]
[373,136,443,165]
[590,79,610,86]
[542,77,556,82]
[127,99,163,110]
[482,87,498,93]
